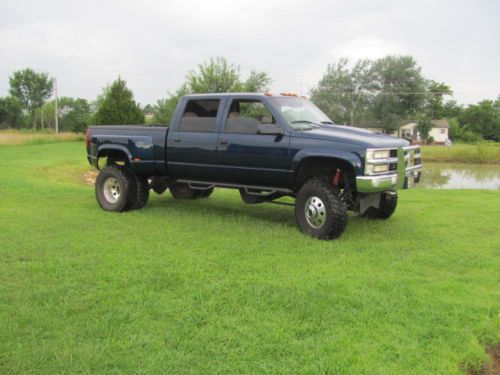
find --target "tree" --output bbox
[185,57,271,94]
[143,104,154,116]
[441,100,463,119]
[59,97,93,132]
[424,81,452,119]
[311,58,372,125]
[153,57,272,124]
[416,115,433,142]
[459,100,500,140]
[152,86,188,124]
[311,55,427,131]
[0,96,24,129]
[37,97,93,132]
[94,77,144,125]
[242,70,272,92]
[370,55,427,132]
[9,68,54,129]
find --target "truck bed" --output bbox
[86,125,169,176]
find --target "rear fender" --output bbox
[96,145,132,169]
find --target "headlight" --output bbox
[365,164,390,174]
[373,164,389,173]
[367,150,391,160]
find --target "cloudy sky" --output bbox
[0,0,498,105]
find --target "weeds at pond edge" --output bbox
[467,345,500,375]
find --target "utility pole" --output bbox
[54,78,59,134]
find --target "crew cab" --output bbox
[86,93,422,239]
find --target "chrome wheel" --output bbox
[305,196,326,228]
[103,177,121,204]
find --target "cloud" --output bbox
[0,0,498,104]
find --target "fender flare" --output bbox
[292,147,363,179]
[96,144,133,169]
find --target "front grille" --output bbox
[390,149,398,158]
[389,163,397,171]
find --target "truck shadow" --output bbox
[147,196,298,228]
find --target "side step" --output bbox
[176,179,294,194]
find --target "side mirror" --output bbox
[257,123,283,135]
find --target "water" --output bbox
[417,162,500,190]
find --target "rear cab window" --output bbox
[178,99,221,132]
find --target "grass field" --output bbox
[0,129,84,146]
[421,143,500,164]
[0,142,499,374]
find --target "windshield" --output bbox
[270,97,334,130]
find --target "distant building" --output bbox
[398,119,450,143]
[353,119,450,144]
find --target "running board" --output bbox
[176,179,294,194]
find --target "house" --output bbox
[398,119,450,144]
[353,119,450,144]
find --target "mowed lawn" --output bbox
[0,142,499,375]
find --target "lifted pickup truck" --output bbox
[86,93,422,239]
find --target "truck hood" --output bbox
[293,125,409,148]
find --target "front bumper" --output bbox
[356,146,422,193]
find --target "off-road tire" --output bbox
[362,192,398,220]
[132,175,150,209]
[150,176,169,195]
[197,187,214,198]
[95,165,137,212]
[295,178,348,239]
[169,183,199,199]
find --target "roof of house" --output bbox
[400,119,450,129]
[431,119,450,128]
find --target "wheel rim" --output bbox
[103,177,121,204]
[305,196,326,229]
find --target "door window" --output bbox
[224,99,276,134]
[178,99,220,132]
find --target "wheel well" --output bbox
[96,149,129,169]
[295,157,356,190]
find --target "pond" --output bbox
[417,162,500,190]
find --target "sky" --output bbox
[0,0,498,105]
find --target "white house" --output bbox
[356,119,450,144]
[399,119,450,143]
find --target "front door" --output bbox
[215,97,290,187]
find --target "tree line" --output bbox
[0,56,498,141]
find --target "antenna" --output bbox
[54,78,59,134]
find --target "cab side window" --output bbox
[224,100,275,134]
[178,99,220,132]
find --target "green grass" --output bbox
[0,142,499,374]
[421,143,500,164]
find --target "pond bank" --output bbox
[421,143,499,164]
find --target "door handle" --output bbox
[173,137,181,143]
[219,139,228,145]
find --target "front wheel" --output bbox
[362,192,398,219]
[295,178,348,240]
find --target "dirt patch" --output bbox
[469,345,500,375]
[84,170,98,186]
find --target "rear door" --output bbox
[214,96,291,187]
[166,97,225,180]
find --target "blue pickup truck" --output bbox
[86,93,422,239]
